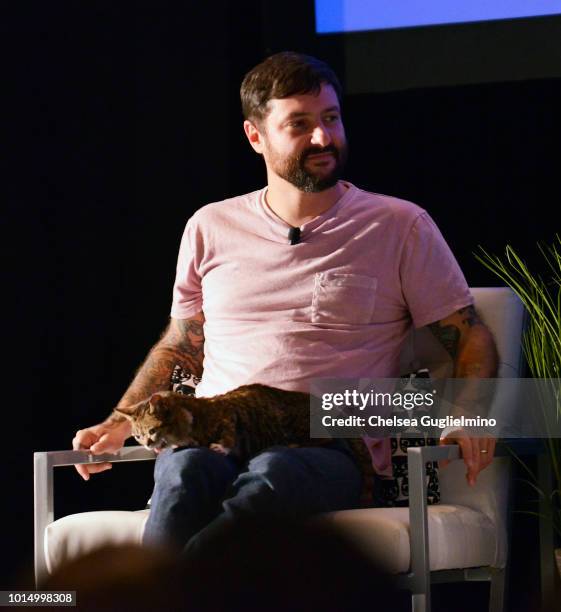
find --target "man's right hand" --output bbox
[72,420,131,480]
[71,313,205,480]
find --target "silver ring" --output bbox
[480,449,489,454]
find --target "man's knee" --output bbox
[247,446,296,478]
[246,445,361,505]
[244,446,322,499]
[154,447,230,481]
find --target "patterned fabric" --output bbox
[371,436,440,507]
[371,369,440,507]
[170,365,200,396]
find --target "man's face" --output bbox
[250,84,348,192]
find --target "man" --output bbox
[73,52,498,551]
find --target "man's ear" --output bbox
[244,119,265,154]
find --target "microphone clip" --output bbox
[288,226,301,245]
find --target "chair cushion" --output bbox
[44,510,150,575]
[45,504,499,576]
[319,504,498,574]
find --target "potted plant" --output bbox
[475,236,560,576]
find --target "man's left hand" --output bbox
[439,429,495,486]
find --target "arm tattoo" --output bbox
[428,322,461,360]
[114,314,205,412]
[458,305,482,327]
[428,306,487,369]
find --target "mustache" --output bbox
[301,145,339,162]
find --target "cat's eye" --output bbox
[148,428,156,435]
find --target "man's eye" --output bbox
[325,115,340,123]
[288,120,305,129]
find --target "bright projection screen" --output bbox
[315,1,561,34]
[312,1,561,92]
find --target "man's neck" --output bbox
[264,175,347,228]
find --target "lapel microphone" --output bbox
[288,226,301,245]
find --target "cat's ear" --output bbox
[149,394,163,414]
[113,408,134,421]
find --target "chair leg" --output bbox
[411,592,430,612]
[488,568,506,612]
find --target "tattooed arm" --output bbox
[114,313,205,413]
[428,305,499,486]
[428,305,498,378]
[72,312,205,480]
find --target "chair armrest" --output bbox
[33,446,155,586]
[406,444,460,596]
[35,446,156,467]
[408,444,461,463]
[405,438,549,598]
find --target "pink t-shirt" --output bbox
[171,181,473,399]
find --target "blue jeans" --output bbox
[143,441,362,553]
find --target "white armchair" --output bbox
[34,288,531,611]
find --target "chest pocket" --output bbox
[311,271,377,325]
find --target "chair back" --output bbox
[401,287,525,568]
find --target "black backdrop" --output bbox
[5,1,560,605]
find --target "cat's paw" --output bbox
[209,443,231,455]
[152,444,179,454]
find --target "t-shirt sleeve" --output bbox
[400,212,473,328]
[170,216,203,319]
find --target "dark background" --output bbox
[5,1,560,608]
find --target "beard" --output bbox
[266,141,348,193]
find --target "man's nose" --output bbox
[310,124,332,147]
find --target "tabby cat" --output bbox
[114,384,331,458]
[115,383,375,500]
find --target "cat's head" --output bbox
[115,392,195,451]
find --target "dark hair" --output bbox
[240,51,342,124]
